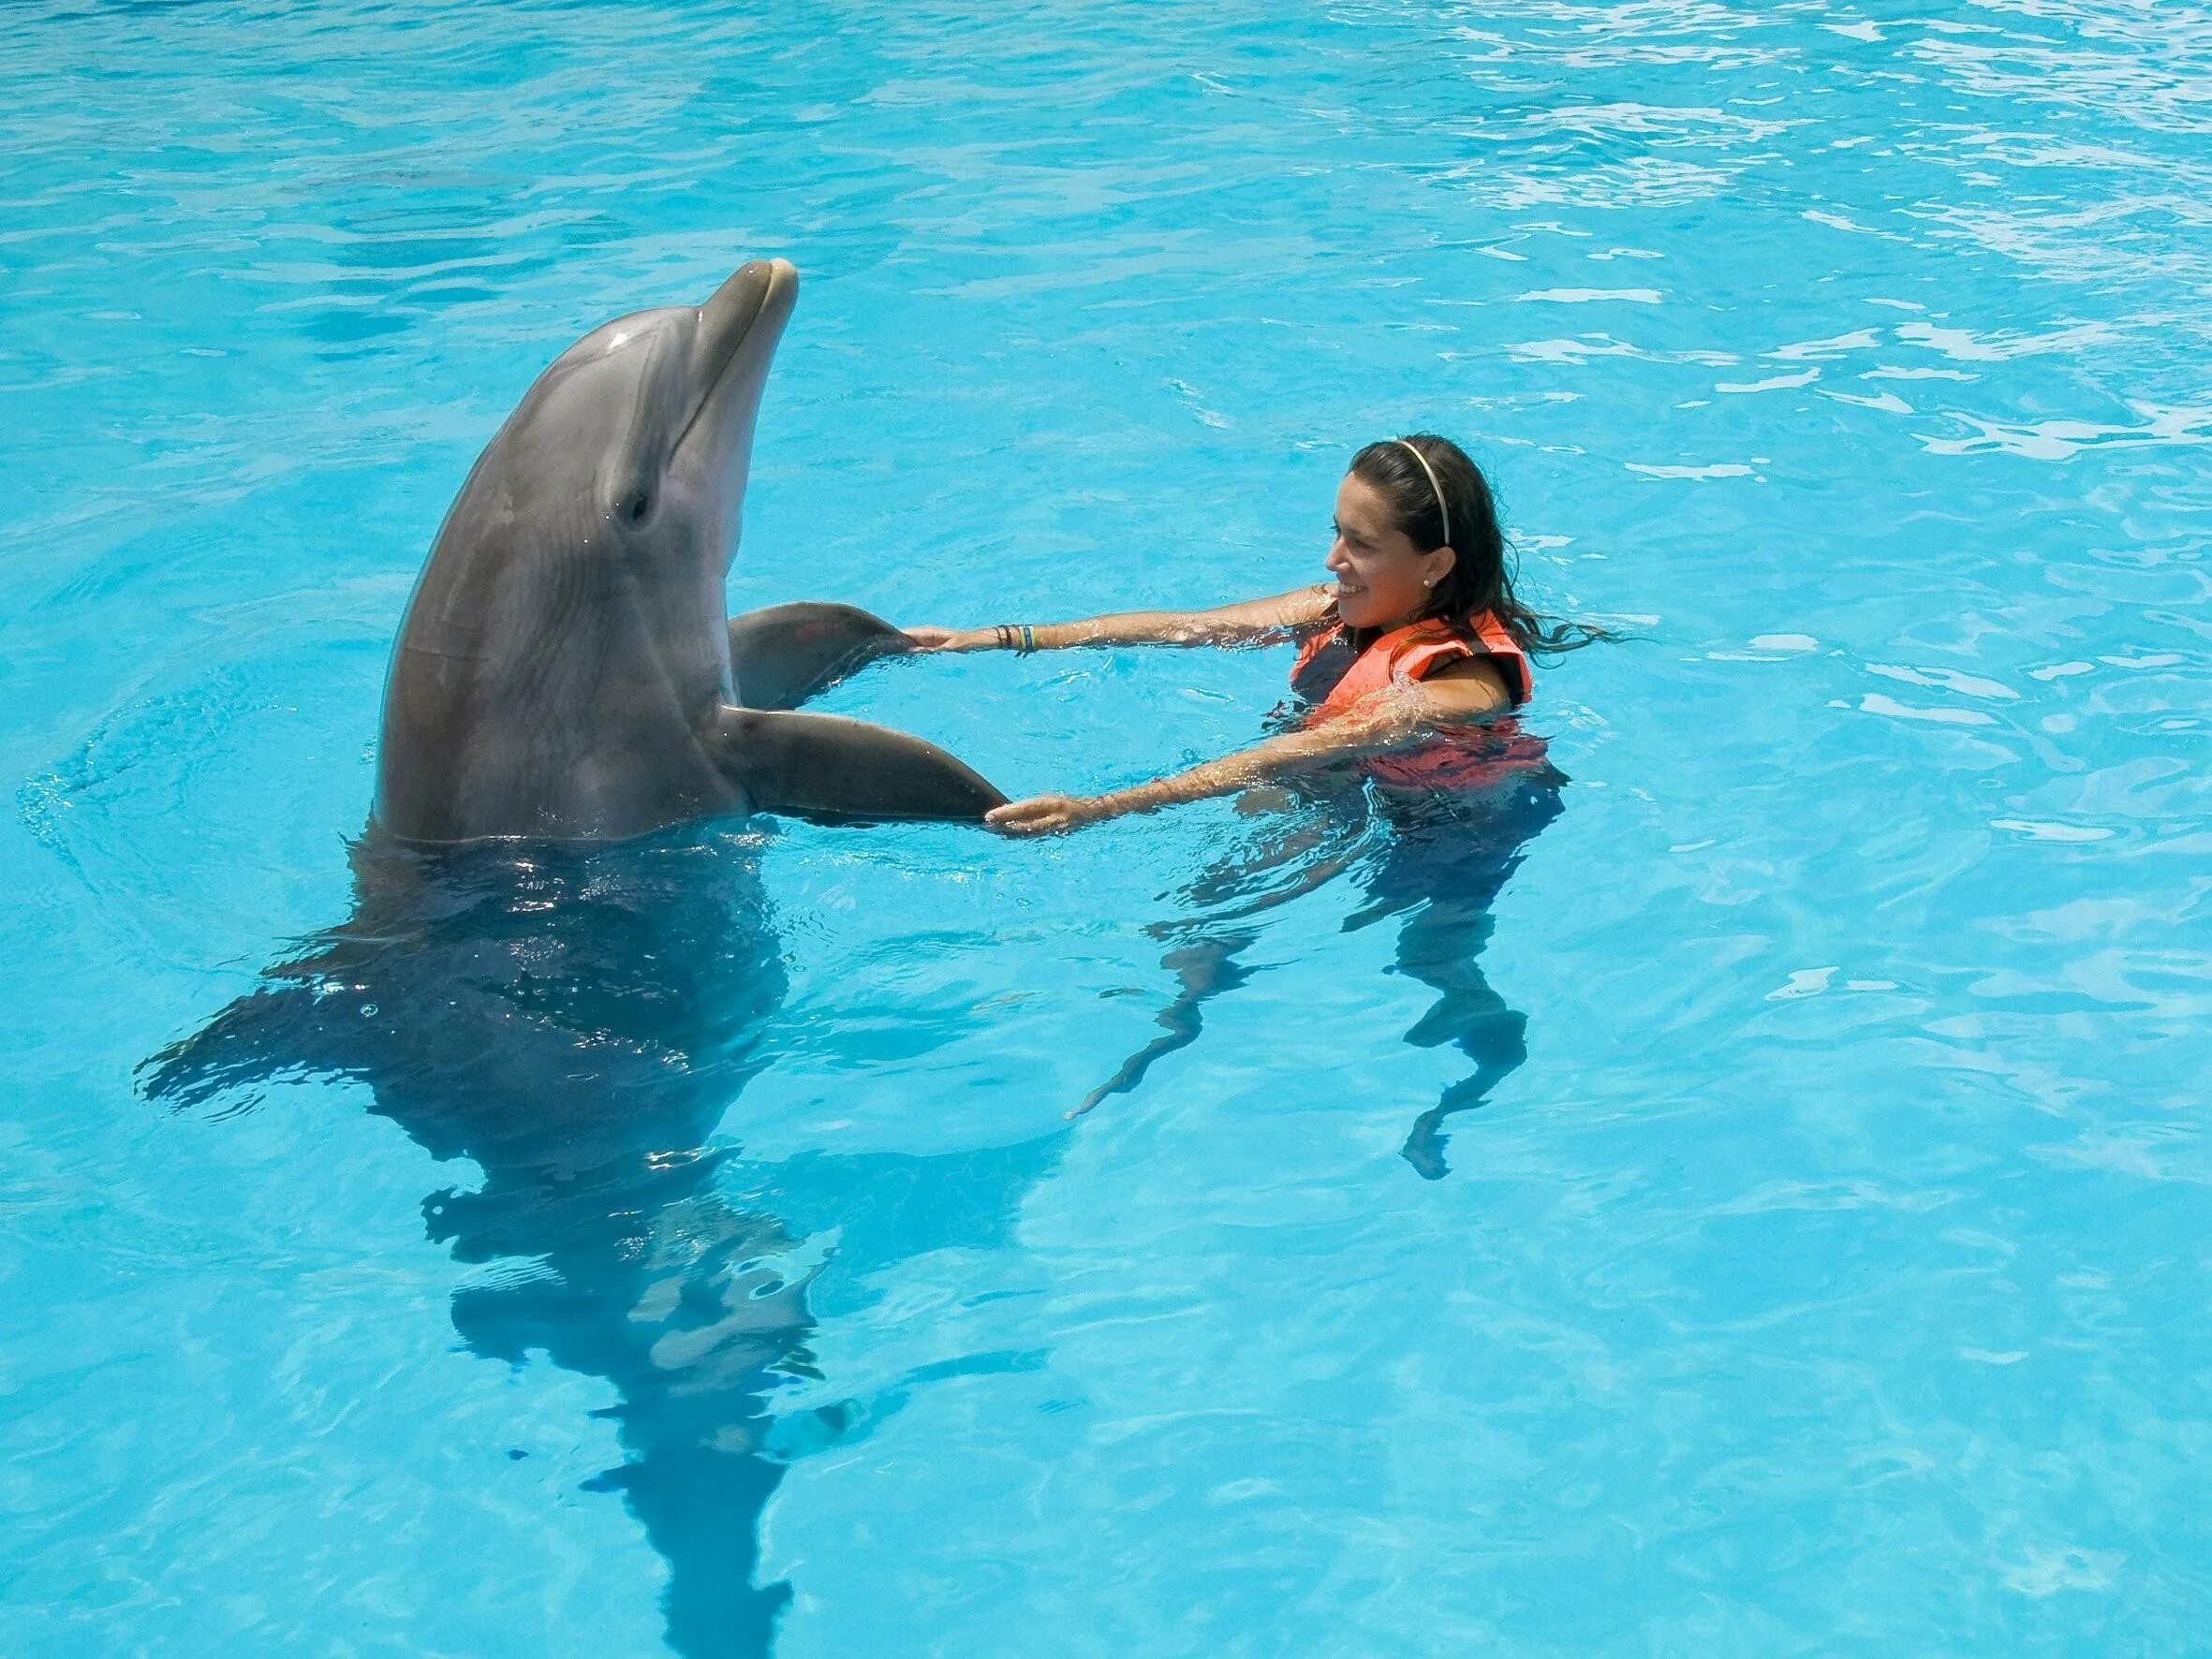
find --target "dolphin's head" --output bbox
[429,258,799,685]
[494,257,797,576]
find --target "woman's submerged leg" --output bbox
[1074,800,1369,1118]
[1075,772,1563,1177]
[1354,774,1565,1178]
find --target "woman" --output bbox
[912,433,1599,1173]
[907,433,1592,833]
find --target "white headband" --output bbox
[1396,439,1451,548]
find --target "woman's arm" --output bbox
[907,586,1332,654]
[986,657,1512,835]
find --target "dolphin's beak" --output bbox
[672,259,798,580]
[691,258,798,409]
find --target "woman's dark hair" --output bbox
[1348,433,1609,655]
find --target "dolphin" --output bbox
[132,259,1044,1652]
[376,257,1004,842]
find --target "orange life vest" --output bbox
[1290,610,1543,792]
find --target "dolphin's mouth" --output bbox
[673,258,798,462]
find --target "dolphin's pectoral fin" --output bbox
[726,602,918,711]
[140,983,346,1114]
[712,707,1007,823]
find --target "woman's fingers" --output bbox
[983,797,1063,834]
[985,794,1093,836]
[903,625,993,653]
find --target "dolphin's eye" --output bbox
[621,491,652,524]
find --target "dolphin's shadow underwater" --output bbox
[142,829,1063,1658]
[1083,750,1568,1180]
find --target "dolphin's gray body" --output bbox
[375,257,1003,842]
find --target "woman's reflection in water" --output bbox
[1082,739,1566,1179]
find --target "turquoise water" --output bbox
[5,0,2208,1651]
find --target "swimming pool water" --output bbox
[3,0,2207,1652]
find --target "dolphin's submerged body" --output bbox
[144,261,1040,1655]
[145,830,1062,1656]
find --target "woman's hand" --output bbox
[904,625,997,653]
[985,794,1116,836]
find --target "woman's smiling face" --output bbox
[1326,471,1455,630]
